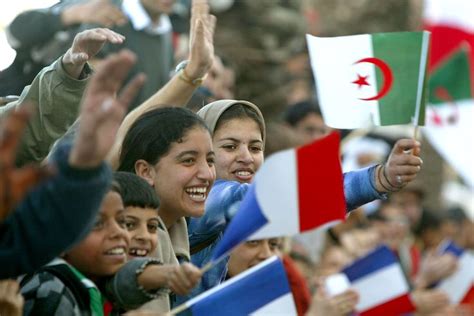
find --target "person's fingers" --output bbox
[90,50,136,92]
[117,73,146,109]
[390,153,423,167]
[392,139,421,155]
[94,28,125,44]
[393,165,421,176]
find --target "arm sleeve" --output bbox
[0,143,112,278]
[21,272,78,316]
[343,164,387,211]
[188,180,250,248]
[104,258,169,310]
[0,56,92,167]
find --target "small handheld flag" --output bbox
[342,245,414,316]
[307,31,430,129]
[211,132,346,262]
[175,256,297,316]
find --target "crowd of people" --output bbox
[0,0,472,315]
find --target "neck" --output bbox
[158,206,181,229]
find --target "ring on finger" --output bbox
[396,175,403,185]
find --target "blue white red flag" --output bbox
[342,245,414,316]
[211,132,346,261]
[185,256,297,316]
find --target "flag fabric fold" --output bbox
[307,31,430,128]
[185,256,297,316]
[211,132,346,262]
[342,245,414,316]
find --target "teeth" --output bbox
[130,249,148,256]
[185,187,207,194]
[236,171,251,176]
[106,247,125,255]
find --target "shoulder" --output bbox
[21,271,82,316]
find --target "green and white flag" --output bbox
[307,31,430,129]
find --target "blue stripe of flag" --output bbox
[343,245,397,282]
[190,257,290,316]
[211,183,268,261]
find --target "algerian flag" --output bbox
[307,31,430,129]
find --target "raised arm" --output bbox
[0,28,126,167]
[108,0,216,169]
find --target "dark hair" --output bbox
[118,107,210,173]
[283,100,322,127]
[113,172,160,210]
[215,103,265,139]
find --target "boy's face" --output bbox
[65,192,130,280]
[123,206,159,259]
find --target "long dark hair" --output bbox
[117,107,210,173]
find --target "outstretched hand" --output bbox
[69,50,145,169]
[185,0,217,79]
[376,139,423,193]
[0,106,53,221]
[63,28,125,78]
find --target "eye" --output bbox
[207,157,215,166]
[246,240,260,247]
[123,218,137,230]
[269,239,281,250]
[181,157,195,165]
[92,219,104,230]
[222,144,237,151]
[147,223,159,233]
[250,145,263,153]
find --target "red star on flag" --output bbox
[352,74,370,89]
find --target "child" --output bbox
[20,181,129,315]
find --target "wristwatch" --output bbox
[175,60,205,87]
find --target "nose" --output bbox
[133,224,150,243]
[237,146,253,164]
[258,241,273,260]
[197,159,216,182]
[109,219,130,243]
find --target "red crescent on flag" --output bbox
[355,57,393,101]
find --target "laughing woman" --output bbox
[177,99,423,303]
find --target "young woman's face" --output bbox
[227,238,281,278]
[65,192,130,281]
[213,118,264,184]
[124,206,159,259]
[153,127,216,219]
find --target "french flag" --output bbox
[342,245,415,316]
[437,240,474,304]
[212,132,346,261]
[183,256,297,316]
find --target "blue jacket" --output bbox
[175,165,385,306]
[0,143,112,278]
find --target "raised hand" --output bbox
[0,280,24,316]
[185,0,217,80]
[69,50,145,169]
[62,28,125,78]
[376,139,423,192]
[0,106,52,221]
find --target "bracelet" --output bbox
[377,164,397,192]
[382,164,403,191]
[178,68,205,87]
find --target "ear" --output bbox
[135,159,156,187]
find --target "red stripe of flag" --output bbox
[296,132,346,231]
[360,293,415,316]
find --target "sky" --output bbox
[0,0,59,70]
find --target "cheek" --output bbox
[215,151,234,172]
[254,154,264,170]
